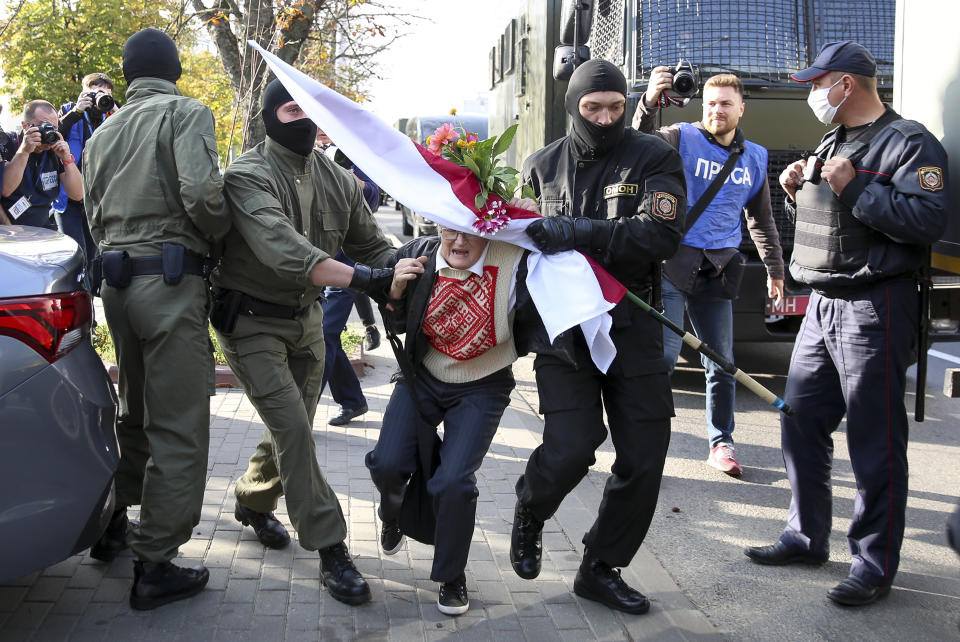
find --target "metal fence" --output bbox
[619,0,895,84]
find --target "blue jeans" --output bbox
[662,276,735,446]
[320,287,366,410]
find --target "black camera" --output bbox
[87,91,115,112]
[803,154,824,185]
[669,59,700,98]
[37,121,59,145]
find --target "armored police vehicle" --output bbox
[487,0,896,342]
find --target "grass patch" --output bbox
[93,323,230,366]
[92,322,366,366]
[341,323,364,356]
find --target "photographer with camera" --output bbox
[634,70,785,477]
[1,100,81,229]
[53,72,117,287]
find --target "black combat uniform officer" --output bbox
[509,59,687,614]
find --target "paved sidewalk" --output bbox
[0,339,716,642]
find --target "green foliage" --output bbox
[341,323,364,356]
[209,326,229,366]
[436,123,534,211]
[91,323,116,365]
[1,0,181,115]
[179,50,242,163]
[92,322,230,366]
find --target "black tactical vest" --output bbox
[792,112,898,275]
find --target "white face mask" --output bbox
[807,78,847,125]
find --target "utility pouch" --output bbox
[161,243,185,286]
[718,251,747,299]
[101,250,132,289]
[692,251,747,300]
[210,288,242,334]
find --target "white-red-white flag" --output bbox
[248,42,626,372]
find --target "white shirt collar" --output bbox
[435,242,491,278]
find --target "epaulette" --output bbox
[887,119,926,138]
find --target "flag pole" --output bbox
[624,291,793,416]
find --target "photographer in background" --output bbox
[0,105,20,162]
[633,70,785,477]
[54,73,117,287]
[1,100,81,230]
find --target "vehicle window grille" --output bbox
[739,149,801,255]
[588,0,626,66]
[815,1,895,84]
[627,0,893,86]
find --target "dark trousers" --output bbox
[780,280,916,587]
[54,199,98,291]
[320,286,366,410]
[366,368,514,582]
[518,335,673,568]
[354,293,375,327]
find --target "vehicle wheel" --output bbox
[401,207,413,236]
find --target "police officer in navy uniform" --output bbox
[509,59,686,614]
[744,41,949,607]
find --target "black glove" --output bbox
[525,216,576,254]
[525,216,613,255]
[348,262,394,298]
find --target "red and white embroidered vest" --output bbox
[421,241,523,383]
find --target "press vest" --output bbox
[678,123,767,249]
[1,151,62,229]
[53,105,102,211]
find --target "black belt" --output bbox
[213,287,305,319]
[128,254,207,277]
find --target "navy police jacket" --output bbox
[788,106,948,292]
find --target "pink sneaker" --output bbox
[707,443,742,477]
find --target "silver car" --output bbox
[0,225,118,581]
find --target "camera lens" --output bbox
[95,94,115,112]
[673,71,696,96]
[36,122,58,145]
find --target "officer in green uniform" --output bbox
[82,29,230,610]
[210,79,421,606]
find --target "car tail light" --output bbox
[0,290,92,363]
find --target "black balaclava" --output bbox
[122,28,182,84]
[564,59,627,158]
[262,79,318,157]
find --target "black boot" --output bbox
[234,501,290,549]
[319,542,371,605]
[90,507,135,562]
[510,499,543,580]
[129,560,209,611]
[573,552,650,614]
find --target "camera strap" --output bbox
[684,130,744,233]
[658,94,691,108]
